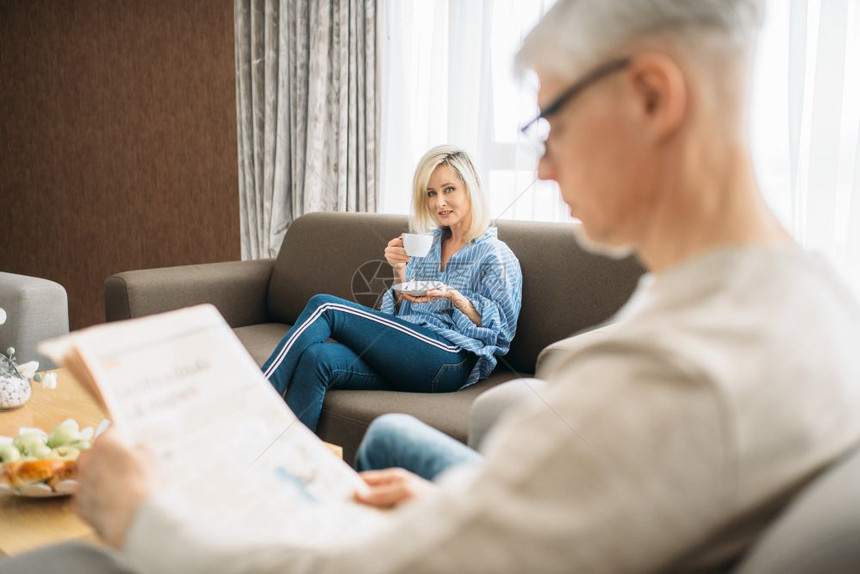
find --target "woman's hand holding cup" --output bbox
[402,285,457,305]
[385,236,410,269]
[386,233,434,292]
[385,236,410,286]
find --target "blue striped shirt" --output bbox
[380,227,523,388]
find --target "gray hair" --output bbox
[516,0,766,80]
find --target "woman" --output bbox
[262,145,522,431]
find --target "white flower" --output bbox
[42,372,58,390]
[16,361,39,380]
[0,308,6,325]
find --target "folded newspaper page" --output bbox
[40,304,385,546]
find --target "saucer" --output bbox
[392,281,446,297]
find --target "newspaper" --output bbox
[40,304,386,546]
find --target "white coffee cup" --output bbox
[402,233,434,257]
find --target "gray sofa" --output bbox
[0,272,69,369]
[105,211,644,462]
[732,445,860,573]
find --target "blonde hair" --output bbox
[409,145,490,242]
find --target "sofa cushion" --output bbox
[317,370,522,465]
[268,212,644,374]
[234,323,290,366]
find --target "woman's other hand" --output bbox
[401,286,457,305]
[74,429,156,548]
[402,287,482,326]
[354,468,437,509]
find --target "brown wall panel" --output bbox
[0,0,240,329]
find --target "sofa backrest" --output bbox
[268,211,407,325]
[493,218,643,372]
[268,212,644,373]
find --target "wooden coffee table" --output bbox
[0,369,105,557]
[0,368,343,557]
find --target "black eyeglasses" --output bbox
[519,57,632,137]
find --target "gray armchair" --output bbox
[733,446,860,574]
[0,272,69,369]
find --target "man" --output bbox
[6,1,859,572]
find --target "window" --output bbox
[379,0,564,222]
[380,0,860,293]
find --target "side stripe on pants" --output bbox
[263,302,460,379]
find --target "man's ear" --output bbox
[626,53,687,141]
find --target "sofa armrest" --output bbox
[0,272,69,369]
[105,260,275,328]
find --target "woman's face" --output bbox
[426,164,472,231]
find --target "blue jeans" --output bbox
[355,413,483,481]
[262,294,477,431]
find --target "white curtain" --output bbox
[379,0,565,223]
[380,0,860,294]
[750,0,860,294]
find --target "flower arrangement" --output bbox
[0,307,58,410]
